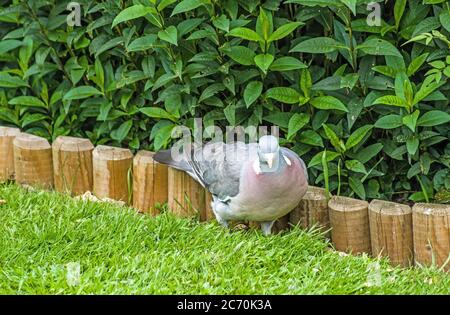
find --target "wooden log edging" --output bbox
[1,126,449,271]
[133,150,168,214]
[167,167,206,219]
[290,186,330,236]
[13,133,53,189]
[93,145,133,203]
[52,136,94,196]
[0,127,20,182]
[412,203,449,271]
[369,200,413,267]
[328,196,371,255]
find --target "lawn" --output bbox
[0,183,448,294]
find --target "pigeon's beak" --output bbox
[265,153,275,169]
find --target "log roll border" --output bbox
[0,127,449,270]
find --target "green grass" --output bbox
[0,183,448,294]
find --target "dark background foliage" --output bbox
[0,0,449,203]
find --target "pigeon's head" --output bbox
[257,135,280,171]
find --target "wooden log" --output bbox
[290,186,330,236]
[52,136,94,196]
[369,200,413,267]
[204,190,215,221]
[92,145,133,203]
[132,150,168,214]
[167,167,205,219]
[13,133,53,189]
[0,127,20,182]
[412,203,449,271]
[328,196,371,254]
[272,214,291,234]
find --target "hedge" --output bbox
[0,0,449,203]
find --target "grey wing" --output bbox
[189,142,256,201]
[281,147,309,183]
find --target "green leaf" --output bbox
[374,114,403,129]
[8,96,47,108]
[349,176,366,199]
[0,72,29,88]
[112,5,156,28]
[177,18,205,37]
[212,15,230,32]
[127,35,158,52]
[354,143,383,163]
[268,22,302,42]
[287,113,309,139]
[308,150,340,168]
[290,37,344,53]
[402,110,420,132]
[21,113,47,128]
[345,125,373,150]
[111,120,132,143]
[244,81,263,107]
[373,95,407,108]
[140,107,177,122]
[407,53,429,77]
[223,103,235,125]
[300,69,312,97]
[430,60,445,69]
[310,96,348,112]
[269,57,307,71]
[266,87,301,104]
[417,110,450,127]
[254,54,274,73]
[345,159,367,174]
[171,0,207,16]
[394,0,407,29]
[406,137,419,155]
[323,124,345,152]
[199,83,225,102]
[263,112,292,128]
[158,0,177,11]
[0,39,22,54]
[299,130,323,147]
[154,124,175,151]
[357,38,402,58]
[413,80,445,105]
[228,27,263,42]
[225,46,255,65]
[63,86,103,100]
[340,0,356,15]
[439,10,450,33]
[256,7,271,41]
[158,26,178,46]
[94,58,105,91]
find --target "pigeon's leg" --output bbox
[260,221,275,236]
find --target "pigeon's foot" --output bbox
[233,223,249,231]
[260,221,275,236]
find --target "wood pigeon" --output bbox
[154,135,309,235]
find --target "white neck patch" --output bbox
[253,159,261,175]
[283,154,292,166]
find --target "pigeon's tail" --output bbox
[153,149,193,173]
[154,149,206,188]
